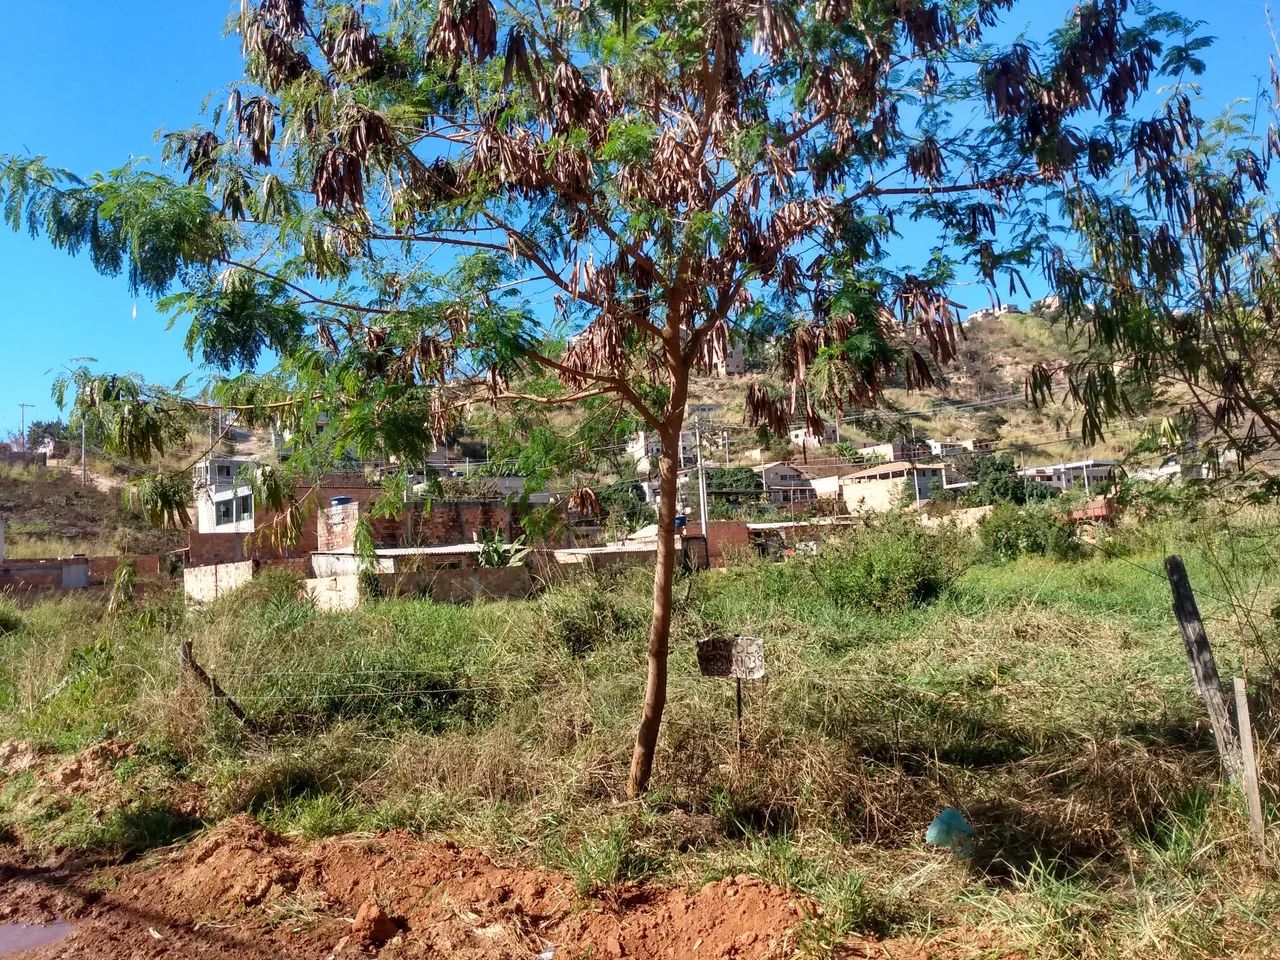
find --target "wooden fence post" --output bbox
[1234,677,1269,865]
[1164,555,1242,780]
[180,638,248,725]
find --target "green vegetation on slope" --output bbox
[1,508,1278,958]
[0,464,187,558]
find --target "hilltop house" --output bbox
[1017,459,1119,495]
[788,422,840,450]
[841,461,948,513]
[714,339,746,376]
[625,429,698,474]
[923,436,995,457]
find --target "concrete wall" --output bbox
[310,551,478,577]
[305,565,533,611]
[306,574,361,612]
[546,544,657,576]
[919,505,993,531]
[841,477,901,513]
[183,560,256,602]
[0,557,90,592]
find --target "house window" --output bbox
[238,494,253,519]
[215,500,234,526]
[216,464,233,479]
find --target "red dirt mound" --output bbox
[0,816,804,959]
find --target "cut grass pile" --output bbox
[1,508,1278,958]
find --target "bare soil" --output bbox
[0,815,806,959]
[0,467,184,558]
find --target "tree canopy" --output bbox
[0,0,1216,793]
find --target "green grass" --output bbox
[0,506,1278,955]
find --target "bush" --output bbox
[0,599,23,635]
[810,515,961,614]
[539,577,644,655]
[980,503,1078,561]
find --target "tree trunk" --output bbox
[627,425,681,797]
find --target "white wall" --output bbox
[194,485,256,535]
[183,560,256,601]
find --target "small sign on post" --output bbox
[696,634,764,680]
[697,635,765,757]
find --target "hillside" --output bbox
[0,465,186,559]
[680,310,1147,466]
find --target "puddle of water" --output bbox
[0,922,75,957]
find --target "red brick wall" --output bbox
[682,521,754,567]
[0,558,90,591]
[88,554,164,583]
[317,500,517,552]
[0,568,61,590]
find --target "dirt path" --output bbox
[0,816,805,959]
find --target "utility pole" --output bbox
[81,419,87,486]
[17,403,33,456]
[694,419,710,543]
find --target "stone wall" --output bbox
[183,560,256,602]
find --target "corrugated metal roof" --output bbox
[313,544,482,557]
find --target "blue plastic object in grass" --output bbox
[925,807,975,858]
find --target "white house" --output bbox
[856,439,929,462]
[626,430,698,474]
[193,457,258,534]
[1017,459,1119,494]
[788,422,840,450]
[923,436,995,457]
[841,461,948,513]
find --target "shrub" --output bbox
[810,515,961,613]
[539,577,644,655]
[0,598,23,635]
[980,503,1078,561]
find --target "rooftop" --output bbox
[846,460,948,480]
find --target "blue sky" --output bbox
[0,0,1275,438]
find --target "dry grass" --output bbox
[2,506,1279,957]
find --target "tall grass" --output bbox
[0,511,1277,957]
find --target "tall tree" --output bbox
[1029,73,1280,474]
[1,0,1205,793]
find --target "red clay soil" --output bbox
[0,815,805,959]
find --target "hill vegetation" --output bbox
[1,498,1276,957]
[0,464,186,559]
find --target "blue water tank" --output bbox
[330,495,353,506]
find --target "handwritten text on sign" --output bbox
[696,635,765,680]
